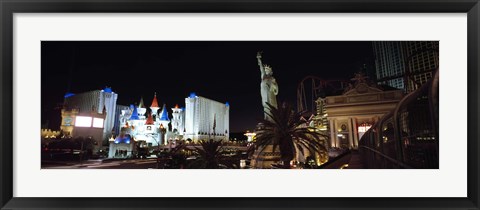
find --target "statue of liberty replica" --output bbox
[257,51,279,122]
[251,52,282,168]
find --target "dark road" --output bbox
[42,158,160,169]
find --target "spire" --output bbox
[159,104,170,121]
[145,113,154,125]
[130,105,139,120]
[138,97,145,108]
[150,92,159,108]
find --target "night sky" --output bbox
[41,41,375,133]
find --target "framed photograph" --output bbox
[1,0,479,209]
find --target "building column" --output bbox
[329,119,336,148]
[347,118,353,149]
[334,120,341,148]
[352,118,358,149]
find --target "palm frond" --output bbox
[251,102,329,167]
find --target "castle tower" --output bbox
[158,104,170,130]
[171,104,185,135]
[130,105,140,121]
[128,105,142,136]
[150,93,160,117]
[158,104,170,145]
[137,97,147,119]
[145,112,154,125]
[143,112,157,136]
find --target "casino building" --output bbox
[61,87,118,141]
[184,93,230,141]
[59,87,117,152]
[107,93,230,158]
[323,73,404,149]
[55,87,229,158]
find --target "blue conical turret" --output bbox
[159,104,170,121]
[130,105,140,120]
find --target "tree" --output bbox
[187,139,230,169]
[253,102,329,168]
[166,141,187,169]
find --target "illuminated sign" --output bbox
[75,116,92,127]
[358,124,372,133]
[92,118,104,128]
[64,116,72,126]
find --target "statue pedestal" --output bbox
[250,144,282,169]
[250,122,282,169]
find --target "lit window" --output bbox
[92,118,104,128]
[75,116,92,127]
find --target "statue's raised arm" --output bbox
[257,51,279,121]
[257,51,265,78]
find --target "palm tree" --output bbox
[157,141,187,169]
[188,139,231,169]
[253,102,329,168]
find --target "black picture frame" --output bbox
[1,0,479,209]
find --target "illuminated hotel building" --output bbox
[184,93,229,141]
[62,87,118,140]
[373,41,439,93]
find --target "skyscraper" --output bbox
[373,42,406,90]
[373,41,439,93]
[403,41,439,92]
